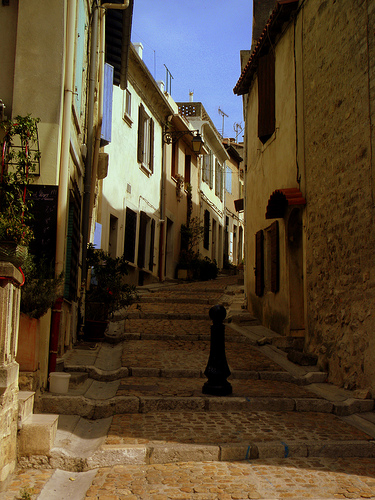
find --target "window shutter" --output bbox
[149,219,155,271]
[184,155,191,184]
[137,211,148,268]
[255,230,264,296]
[149,118,154,173]
[258,52,275,143]
[204,210,210,250]
[270,220,279,293]
[137,104,144,163]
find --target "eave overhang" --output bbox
[233,0,299,96]
[105,0,134,89]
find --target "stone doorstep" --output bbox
[18,391,35,425]
[36,393,374,419]
[18,413,59,457]
[19,439,375,471]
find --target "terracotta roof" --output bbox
[265,188,306,219]
[234,0,299,96]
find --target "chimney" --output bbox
[252,0,274,49]
[189,91,194,102]
[133,42,144,59]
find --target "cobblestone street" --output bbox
[2,276,375,499]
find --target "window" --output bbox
[171,141,178,178]
[184,154,191,185]
[255,220,279,297]
[215,159,223,200]
[203,149,213,188]
[255,230,264,297]
[123,89,132,124]
[124,208,137,263]
[137,104,154,174]
[226,165,232,194]
[74,0,87,117]
[204,209,210,250]
[258,52,275,144]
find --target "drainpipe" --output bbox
[158,132,168,281]
[49,0,77,376]
[55,0,77,277]
[81,4,99,285]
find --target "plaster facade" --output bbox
[236,0,375,392]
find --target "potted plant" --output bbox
[17,255,63,385]
[84,244,137,340]
[0,114,40,266]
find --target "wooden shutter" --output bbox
[137,211,148,268]
[137,104,144,163]
[149,219,155,271]
[270,220,279,293]
[255,230,264,296]
[184,155,191,184]
[149,118,154,173]
[204,209,210,250]
[258,52,275,143]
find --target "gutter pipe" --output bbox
[49,0,77,376]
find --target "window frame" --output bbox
[137,104,154,175]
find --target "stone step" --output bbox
[36,378,374,419]
[19,410,375,470]
[18,413,59,456]
[18,391,35,425]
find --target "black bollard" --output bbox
[202,304,232,396]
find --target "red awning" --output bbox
[265,188,306,219]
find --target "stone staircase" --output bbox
[17,391,58,457]
[25,275,375,471]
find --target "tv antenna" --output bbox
[233,122,244,142]
[164,64,174,95]
[218,107,228,137]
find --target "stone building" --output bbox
[235,0,375,391]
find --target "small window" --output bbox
[171,141,178,179]
[215,159,223,200]
[226,165,232,194]
[184,155,191,185]
[203,149,212,188]
[137,104,154,174]
[123,89,132,124]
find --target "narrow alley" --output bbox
[3,275,375,499]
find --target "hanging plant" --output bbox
[0,114,40,248]
[175,173,184,201]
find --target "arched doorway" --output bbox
[288,208,305,335]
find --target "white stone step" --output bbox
[18,391,35,425]
[18,413,59,456]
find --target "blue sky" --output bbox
[131,0,253,142]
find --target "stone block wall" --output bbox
[0,263,21,484]
[302,0,375,391]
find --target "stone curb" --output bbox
[124,311,209,320]
[62,363,328,386]
[18,439,375,471]
[36,393,373,418]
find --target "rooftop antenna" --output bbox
[218,107,228,137]
[164,64,174,95]
[233,122,244,142]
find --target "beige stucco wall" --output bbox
[245,27,300,334]
[11,0,65,186]
[302,0,375,391]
